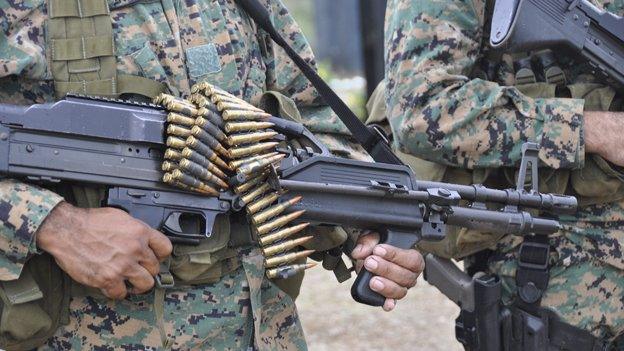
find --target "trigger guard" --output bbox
[162,211,206,238]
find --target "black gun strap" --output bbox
[236,0,404,165]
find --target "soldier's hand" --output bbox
[584,111,624,166]
[351,231,424,311]
[36,202,173,299]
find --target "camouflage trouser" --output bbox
[37,249,307,350]
[490,199,624,344]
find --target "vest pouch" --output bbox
[0,254,71,351]
[170,215,237,284]
[515,82,557,99]
[571,155,624,204]
[568,84,616,111]
[502,167,570,195]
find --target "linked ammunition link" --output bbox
[154,83,316,280]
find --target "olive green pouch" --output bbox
[0,254,71,351]
[571,155,624,205]
[170,215,237,284]
[515,82,557,99]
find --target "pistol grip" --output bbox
[351,229,421,306]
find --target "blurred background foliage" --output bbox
[281,0,386,120]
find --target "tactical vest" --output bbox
[0,1,313,349]
[46,0,167,99]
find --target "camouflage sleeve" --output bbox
[262,0,370,161]
[0,179,63,281]
[385,0,585,170]
[0,1,47,80]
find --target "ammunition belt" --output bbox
[154,83,316,280]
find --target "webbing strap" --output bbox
[154,288,173,350]
[0,271,43,305]
[54,75,167,98]
[154,258,174,349]
[52,35,114,60]
[235,0,404,165]
[48,0,109,18]
[47,0,167,99]
[515,234,550,313]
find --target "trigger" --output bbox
[163,212,184,236]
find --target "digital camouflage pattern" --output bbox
[385,0,591,170]
[0,180,62,281]
[0,0,359,348]
[490,200,624,340]
[40,249,305,350]
[385,0,624,342]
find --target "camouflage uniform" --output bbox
[384,0,624,344]
[0,0,354,349]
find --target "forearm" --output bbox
[388,78,585,169]
[0,179,63,280]
[583,111,624,167]
[385,0,585,170]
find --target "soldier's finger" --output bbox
[138,249,160,277]
[351,231,380,260]
[369,276,408,300]
[373,244,424,274]
[383,298,397,312]
[364,256,418,288]
[126,264,156,294]
[101,279,128,300]
[147,229,173,260]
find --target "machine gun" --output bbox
[490,0,624,87]
[0,95,577,310]
[0,95,238,246]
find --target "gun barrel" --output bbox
[445,206,561,235]
[417,180,577,214]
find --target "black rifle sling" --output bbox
[236,0,404,165]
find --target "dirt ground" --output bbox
[297,267,463,351]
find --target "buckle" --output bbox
[518,241,550,270]
[155,260,175,289]
[156,272,175,289]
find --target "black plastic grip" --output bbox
[351,229,422,306]
[351,269,386,306]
